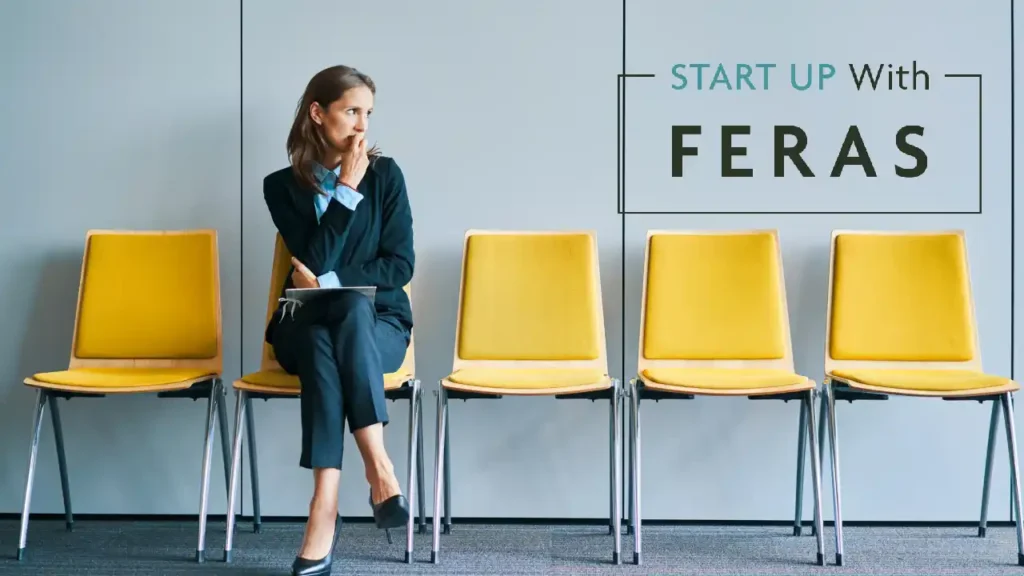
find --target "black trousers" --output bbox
[271,291,409,470]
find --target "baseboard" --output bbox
[0,512,1015,529]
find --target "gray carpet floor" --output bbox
[2,518,1023,575]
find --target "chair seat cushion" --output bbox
[236,368,412,394]
[29,368,216,392]
[830,369,1019,395]
[640,368,812,395]
[237,369,299,393]
[444,368,610,394]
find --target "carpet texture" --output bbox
[2,519,1023,575]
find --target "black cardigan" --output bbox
[262,155,415,342]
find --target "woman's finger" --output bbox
[291,257,311,275]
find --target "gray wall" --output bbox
[0,0,1018,524]
[0,0,241,516]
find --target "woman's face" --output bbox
[311,85,374,152]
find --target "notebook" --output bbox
[284,285,377,304]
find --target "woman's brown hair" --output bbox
[286,65,381,192]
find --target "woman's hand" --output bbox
[339,133,369,190]
[291,257,320,289]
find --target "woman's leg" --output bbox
[301,468,340,559]
[274,291,409,556]
[355,424,400,505]
[272,310,347,560]
[321,293,409,506]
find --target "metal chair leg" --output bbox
[404,381,422,563]
[224,390,247,563]
[216,381,231,494]
[48,394,73,532]
[244,394,261,533]
[195,379,220,563]
[608,386,616,536]
[793,396,808,536]
[824,383,844,566]
[979,398,1001,537]
[625,388,633,536]
[1000,392,1024,566]
[417,396,427,534]
[1014,396,1019,526]
[443,410,451,534]
[813,387,828,537]
[804,389,826,566]
[17,389,47,561]
[611,378,622,565]
[431,386,449,564]
[630,379,641,565]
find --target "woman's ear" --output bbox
[309,102,324,126]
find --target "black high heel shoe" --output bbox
[291,513,342,576]
[370,489,410,544]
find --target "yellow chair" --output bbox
[629,229,826,566]
[815,229,1024,566]
[223,234,425,564]
[430,229,623,565]
[16,230,228,564]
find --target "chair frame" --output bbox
[802,228,1024,566]
[630,229,826,566]
[16,229,230,564]
[222,234,426,564]
[430,229,624,565]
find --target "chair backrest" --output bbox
[259,234,293,372]
[260,234,415,376]
[68,229,222,374]
[636,229,796,373]
[451,230,608,373]
[824,229,982,374]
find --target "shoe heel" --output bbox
[370,492,411,532]
[385,528,393,545]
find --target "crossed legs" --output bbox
[273,291,408,560]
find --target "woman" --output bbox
[263,64,414,576]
